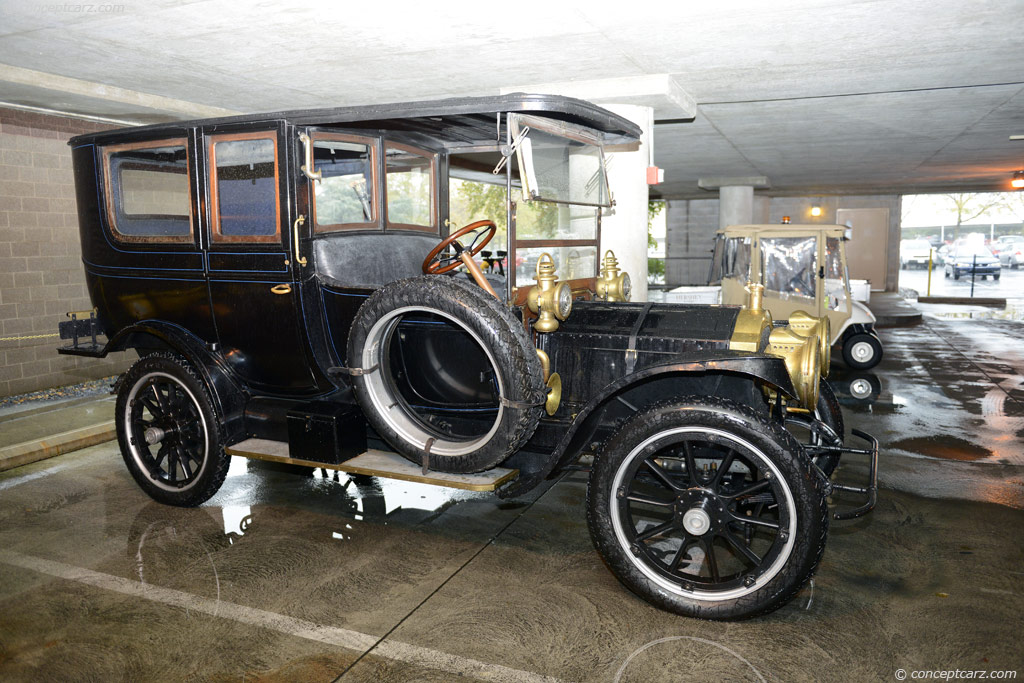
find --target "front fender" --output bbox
[498,355,795,498]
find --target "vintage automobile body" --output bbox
[61,94,876,620]
[709,224,884,370]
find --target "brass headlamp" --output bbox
[596,250,632,302]
[729,283,827,408]
[785,311,832,378]
[527,253,572,333]
[767,325,822,408]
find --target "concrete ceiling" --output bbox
[1,0,1022,198]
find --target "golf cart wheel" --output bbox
[587,396,828,620]
[115,352,229,507]
[842,332,882,370]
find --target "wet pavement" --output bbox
[1,309,1023,681]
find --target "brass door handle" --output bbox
[293,215,308,267]
[271,284,292,295]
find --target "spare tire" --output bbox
[346,275,545,473]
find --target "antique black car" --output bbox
[61,94,876,620]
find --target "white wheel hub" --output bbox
[682,508,712,536]
[850,378,873,399]
[850,341,874,362]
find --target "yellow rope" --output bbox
[0,333,61,342]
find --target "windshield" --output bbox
[760,236,817,300]
[510,114,610,208]
[508,113,608,294]
[956,244,996,257]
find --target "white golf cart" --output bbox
[706,224,882,370]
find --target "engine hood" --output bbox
[556,301,740,349]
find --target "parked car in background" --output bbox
[899,239,933,269]
[995,235,1024,269]
[933,244,950,266]
[944,242,1001,280]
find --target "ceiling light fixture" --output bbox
[810,205,822,217]
[1013,171,1024,189]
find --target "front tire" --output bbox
[811,381,844,477]
[115,353,229,507]
[586,397,828,620]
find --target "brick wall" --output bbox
[0,107,136,398]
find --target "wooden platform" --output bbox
[224,438,518,492]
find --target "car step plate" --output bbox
[224,438,518,492]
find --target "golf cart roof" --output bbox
[716,224,850,238]
[69,93,643,149]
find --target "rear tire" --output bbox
[587,397,828,620]
[115,353,229,507]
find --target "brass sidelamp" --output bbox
[596,250,632,302]
[527,253,573,333]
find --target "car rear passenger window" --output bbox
[103,140,191,243]
[209,132,280,243]
[312,136,377,232]
[385,143,435,231]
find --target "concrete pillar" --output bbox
[600,103,653,302]
[718,185,754,230]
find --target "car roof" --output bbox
[715,224,849,238]
[69,93,643,149]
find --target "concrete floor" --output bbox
[1,311,1023,681]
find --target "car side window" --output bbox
[385,143,436,232]
[209,131,280,243]
[102,139,192,243]
[312,135,377,232]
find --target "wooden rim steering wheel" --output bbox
[422,220,497,275]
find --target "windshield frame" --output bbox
[505,113,608,302]
[509,113,612,209]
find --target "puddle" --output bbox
[890,435,993,461]
[919,299,1024,322]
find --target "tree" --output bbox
[944,193,1002,242]
[647,200,666,283]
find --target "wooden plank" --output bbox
[225,439,518,492]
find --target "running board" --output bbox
[224,438,518,492]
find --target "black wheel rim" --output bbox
[610,426,796,600]
[126,372,208,491]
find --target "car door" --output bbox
[201,123,320,394]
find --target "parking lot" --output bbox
[1,305,1022,682]
[899,262,1024,299]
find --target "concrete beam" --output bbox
[500,74,695,121]
[0,64,240,121]
[697,176,771,190]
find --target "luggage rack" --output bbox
[57,309,105,356]
[225,438,519,492]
